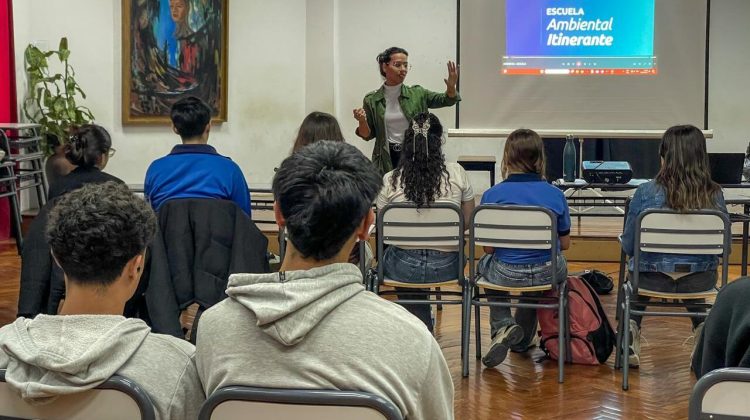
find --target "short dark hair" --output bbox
[170,96,211,139]
[292,112,345,153]
[65,124,112,168]
[273,141,382,260]
[46,182,157,286]
[377,46,408,77]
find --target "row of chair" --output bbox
[324,203,570,381]
[326,203,730,387]
[0,369,402,420]
[276,201,731,389]
[5,365,747,419]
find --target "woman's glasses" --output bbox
[389,62,412,70]
[108,148,116,158]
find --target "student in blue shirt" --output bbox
[477,128,571,368]
[144,96,251,215]
[621,124,727,367]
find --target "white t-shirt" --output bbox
[383,84,409,145]
[376,162,474,252]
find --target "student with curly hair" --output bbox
[0,182,204,419]
[376,112,475,332]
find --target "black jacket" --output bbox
[146,199,269,336]
[47,166,123,201]
[693,277,750,378]
[17,199,64,317]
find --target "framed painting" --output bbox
[122,0,228,124]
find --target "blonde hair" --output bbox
[502,129,546,179]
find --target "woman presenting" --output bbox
[353,46,460,175]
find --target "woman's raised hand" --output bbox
[444,61,459,95]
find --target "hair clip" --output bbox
[411,119,431,160]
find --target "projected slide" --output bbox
[503,0,656,75]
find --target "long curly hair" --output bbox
[655,124,721,211]
[390,113,449,207]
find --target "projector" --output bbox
[581,161,633,184]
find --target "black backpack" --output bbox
[580,269,614,295]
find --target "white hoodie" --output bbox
[0,315,204,419]
[196,263,454,420]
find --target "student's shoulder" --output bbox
[348,292,435,338]
[144,332,196,358]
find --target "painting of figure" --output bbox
[122,0,228,124]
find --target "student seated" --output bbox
[196,141,454,420]
[375,112,474,332]
[291,111,346,153]
[20,124,125,318]
[621,124,728,367]
[477,129,571,368]
[144,96,251,215]
[0,182,204,419]
[692,277,750,378]
[47,124,123,200]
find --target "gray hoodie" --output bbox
[0,315,204,419]
[196,263,454,420]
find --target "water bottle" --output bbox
[563,135,576,182]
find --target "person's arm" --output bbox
[165,354,206,420]
[559,235,571,250]
[411,339,455,420]
[621,189,643,256]
[354,99,376,140]
[231,166,252,217]
[422,61,461,108]
[444,60,458,99]
[557,192,572,251]
[375,173,390,210]
[458,166,475,230]
[461,199,475,231]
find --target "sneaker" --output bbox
[510,323,540,353]
[628,319,641,368]
[482,324,524,368]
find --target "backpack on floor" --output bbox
[538,276,616,365]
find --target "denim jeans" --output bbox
[478,254,568,349]
[381,246,462,332]
[630,270,717,329]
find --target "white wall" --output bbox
[14,0,307,188]
[706,0,750,153]
[12,0,750,195]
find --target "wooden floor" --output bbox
[0,238,741,419]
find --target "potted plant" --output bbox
[22,37,94,182]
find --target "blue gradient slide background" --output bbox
[506,0,655,57]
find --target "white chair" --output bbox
[689,367,750,419]
[615,208,731,390]
[0,369,155,420]
[464,205,569,381]
[199,386,403,420]
[373,203,468,371]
